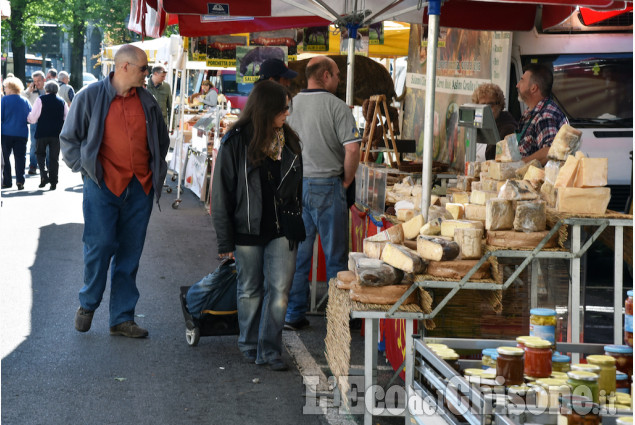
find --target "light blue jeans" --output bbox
[234,237,297,364]
[285,177,348,323]
[80,176,154,327]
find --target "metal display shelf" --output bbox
[409,338,632,425]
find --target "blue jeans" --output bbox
[234,237,297,363]
[28,124,37,170]
[80,176,154,327]
[1,135,27,186]
[286,177,348,323]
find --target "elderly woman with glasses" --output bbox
[472,83,518,160]
[211,80,304,372]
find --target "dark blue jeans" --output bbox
[1,135,27,186]
[80,176,154,327]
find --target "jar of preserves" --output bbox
[616,372,630,393]
[626,290,633,347]
[586,355,617,397]
[552,353,571,372]
[567,370,600,403]
[564,401,601,425]
[534,378,570,409]
[604,345,633,378]
[482,348,498,369]
[530,308,557,345]
[497,346,525,386]
[524,339,553,378]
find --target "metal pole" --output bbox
[420,0,441,222]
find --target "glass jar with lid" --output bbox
[524,339,552,378]
[534,378,570,409]
[564,400,601,425]
[603,345,633,378]
[482,348,498,369]
[497,346,525,386]
[571,363,601,374]
[530,308,557,345]
[615,371,629,393]
[626,290,633,347]
[567,370,600,403]
[552,353,571,372]
[586,355,616,397]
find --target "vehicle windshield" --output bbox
[221,73,253,96]
[523,53,633,127]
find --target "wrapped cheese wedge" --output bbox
[355,257,404,287]
[495,134,522,162]
[349,283,418,305]
[417,235,461,261]
[420,217,444,236]
[554,155,579,188]
[486,198,515,231]
[454,227,483,259]
[498,179,539,201]
[548,124,582,161]
[514,201,547,232]
[515,159,542,179]
[489,160,526,181]
[380,243,427,274]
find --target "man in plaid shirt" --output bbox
[516,63,568,165]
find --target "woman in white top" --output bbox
[200,80,218,109]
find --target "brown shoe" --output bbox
[110,321,148,338]
[75,307,95,332]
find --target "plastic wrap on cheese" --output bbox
[548,124,582,161]
[513,201,547,232]
[495,134,522,162]
[497,179,539,201]
[544,160,564,185]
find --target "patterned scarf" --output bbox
[267,127,285,161]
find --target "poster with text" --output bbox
[303,26,330,52]
[250,29,300,60]
[235,46,288,84]
[204,35,248,68]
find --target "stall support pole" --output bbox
[530,259,540,309]
[614,225,624,344]
[570,224,582,363]
[421,0,441,222]
[363,318,378,425]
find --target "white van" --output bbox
[507,15,632,212]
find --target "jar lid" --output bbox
[497,346,524,356]
[571,363,601,373]
[604,344,633,354]
[535,378,569,389]
[559,394,594,409]
[617,417,634,425]
[530,308,557,316]
[615,392,631,405]
[551,371,569,380]
[567,370,599,381]
[586,354,616,366]
[615,407,633,414]
[524,339,552,349]
[628,290,633,297]
[437,350,460,361]
[482,348,498,357]
[616,371,628,380]
[552,353,571,363]
[426,343,449,350]
[516,336,543,344]
[508,385,532,394]
[464,368,485,377]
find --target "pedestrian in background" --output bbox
[199,80,218,109]
[57,71,75,106]
[60,44,170,338]
[46,68,58,82]
[256,58,298,88]
[27,80,68,190]
[1,76,32,190]
[211,80,305,371]
[146,64,172,128]
[23,71,46,175]
[284,56,361,331]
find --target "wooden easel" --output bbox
[360,95,401,167]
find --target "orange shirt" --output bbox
[99,88,152,196]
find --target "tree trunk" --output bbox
[69,9,85,90]
[9,6,26,82]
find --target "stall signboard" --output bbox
[339,26,370,57]
[401,26,511,171]
[303,26,330,52]
[235,45,289,83]
[187,35,248,67]
[250,29,301,61]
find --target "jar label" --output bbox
[625,314,633,332]
[530,324,555,344]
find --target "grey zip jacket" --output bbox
[211,123,303,254]
[59,72,170,204]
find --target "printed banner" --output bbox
[235,46,288,84]
[303,26,330,52]
[250,29,300,61]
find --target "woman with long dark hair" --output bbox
[211,80,304,371]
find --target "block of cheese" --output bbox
[450,191,470,205]
[464,204,486,221]
[366,224,404,244]
[548,124,582,161]
[428,205,453,222]
[446,203,465,220]
[465,161,481,177]
[514,201,547,232]
[575,151,586,159]
[479,171,490,180]
[420,217,443,236]
[439,197,449,207]
[336,279,353,290]
[573,158,608,188]
[486,230,558,249]
[486,198,515,230]
[348,252,366,272]
[380,243,427,274]
[403,214,426,240]
[489,160,525,181]
[427,259,491,280]
[539,182,558,208]
[498,179,539,201]
[356,259,404,287]
[349,283,418,305]
[337,270,356,284]
[544,160,564,185]
[402,239,418,250]
[481,178,499,192]
[515,159,542,179]
[363,239,388,259]
[396,208,416,222]
[481,160,495,172]
[524,166,545,182]
[495,134,522,162]
[416,236,461,261]
[470,190,498,206]
[554,155,579,188]
[454,227,483,260]
[440,220,485,238]
[455,176,476,192]
[431,195,440,206]
[556,187,611,215]
[471,181,483,191]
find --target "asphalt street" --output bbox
[0,155,404,425]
